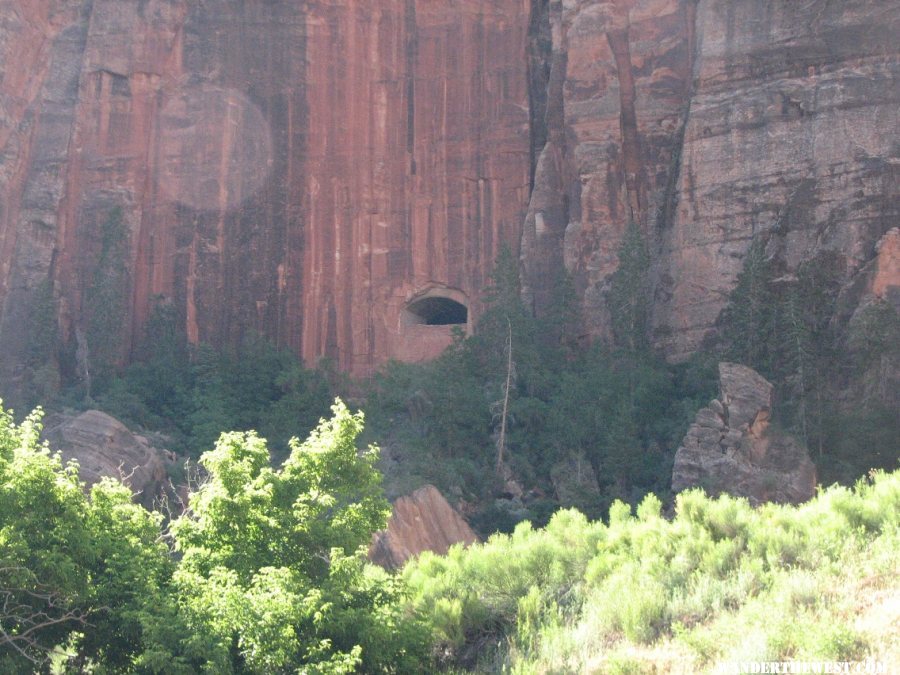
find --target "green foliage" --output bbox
[364,245,711,530]
[22,279,61,410]
[607,222,651,354]
[0,403,172,672]
[847,298,900,372]
[93,308,333,461]
[0,399,429,673]
[163,399,428,673]
[174,401,388,577]
[405,470,900,672]
[717,241,899,482]
[83,207,131,388]
[719,238,778,377]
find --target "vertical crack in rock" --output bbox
[606,27,645,226]
[278,8,309,356]
[656,0,699,236]
[526,0,551,194]
[520,0,569,318]
[404,0,416,174]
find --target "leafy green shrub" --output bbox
[1,399,431,673]
[166,400,428,673]
[406,470,900,672]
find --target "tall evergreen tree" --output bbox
[719,237,777,377]
[608,222,651,354]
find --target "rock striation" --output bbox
[0,0,898,400]
[41,409,174,508]
[524,0,900,356]
[522,0,694,331]
[369,484,478,569]
[0,0,530,400]
[672,362,817,505]
[652,0,900,359]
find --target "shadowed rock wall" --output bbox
[524,0,899,355]
[521,0,696,333]
[653,0,900,358]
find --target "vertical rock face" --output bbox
[653,0,900,359]
[298,1,530,374]
[522,0,694,330]
[0,0,529,398]
[0,0,898,393]
[525,0,899,355]
[672,362,817,505]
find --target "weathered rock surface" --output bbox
[0,0,529,399]
[653,0,900,359]
[834,227,900,408]
[522,0,694,328]
[842,228,900,313]
[524,0,899,357]
[369,484,478,569]
[672,362,817,505]
[42,409,174,508]
[0,0,898,396]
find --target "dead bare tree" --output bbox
[0,567,90,667]
[493,319,515,474]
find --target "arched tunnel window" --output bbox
[404,296,468,326]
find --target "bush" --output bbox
[405,470,900,672]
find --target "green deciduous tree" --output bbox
[0,404,172,672]
[1,397,429,673]
[167,399,428,673]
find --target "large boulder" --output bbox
[42,410,175,509]
[369,485,478,570]
[672,363,816,505]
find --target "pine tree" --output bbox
[719,238,777,377]
[608,222,651,354]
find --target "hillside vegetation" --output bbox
[27,230,898,534]
[405,471,899,672]
[3,229,898,672]
[1,402,897,673]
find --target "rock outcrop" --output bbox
[369,484,478,569]
[672,362,817,505]
[42,409,174,508]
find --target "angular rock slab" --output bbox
[369,484,478,570]
[672,362,816,505]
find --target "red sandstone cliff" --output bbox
[0,0,530,398]
[0,0,898,397]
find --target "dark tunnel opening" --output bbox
[405,296,468,325]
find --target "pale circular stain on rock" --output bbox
[157,84,272,211]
